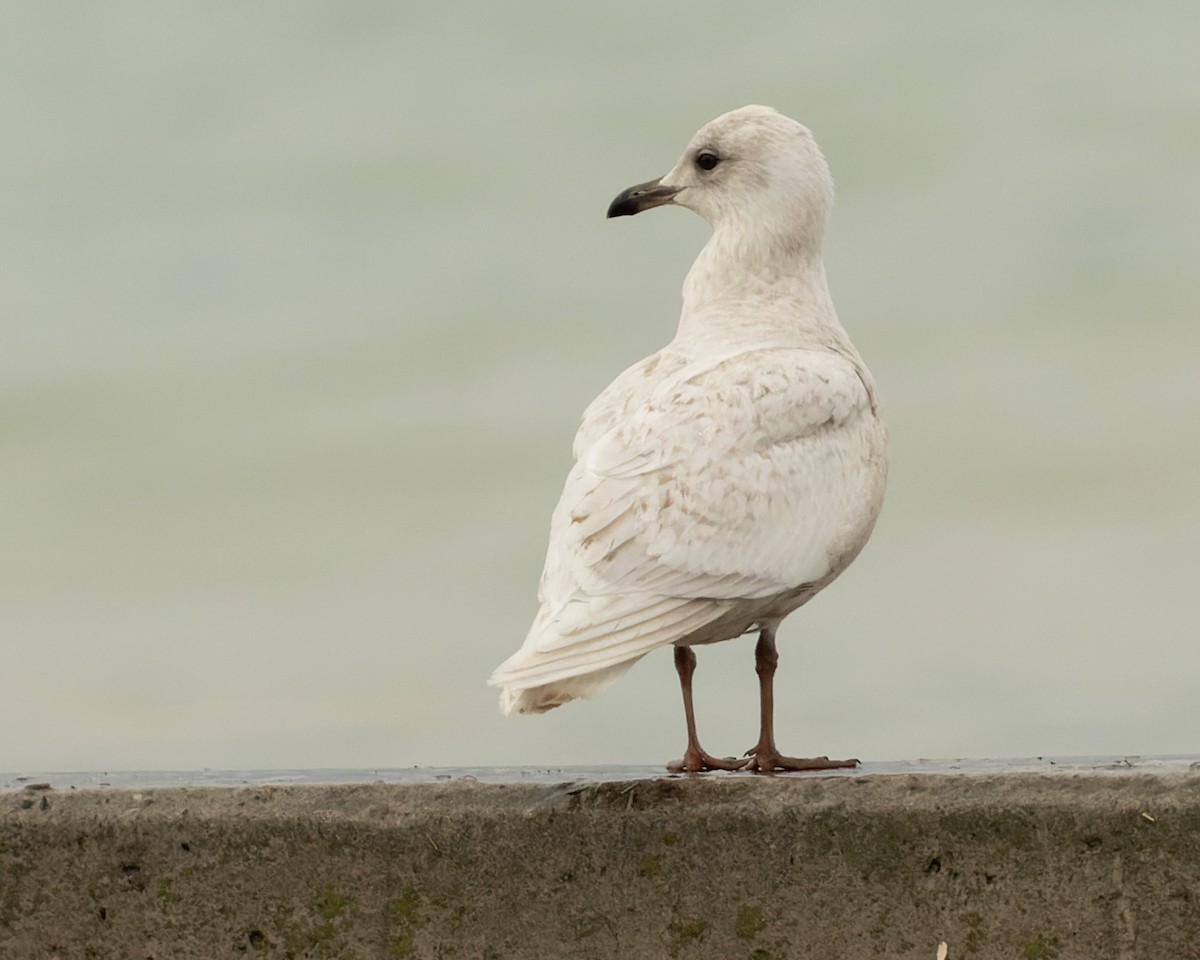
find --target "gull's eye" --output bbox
[695,151,721,171]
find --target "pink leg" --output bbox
[742,626,859,774]
[666,646,747,773]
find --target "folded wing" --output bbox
[489,345,877,712]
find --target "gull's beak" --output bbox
[606,178,682,218]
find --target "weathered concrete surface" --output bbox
[3,774,1199,959]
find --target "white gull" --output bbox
[488,105,888,773]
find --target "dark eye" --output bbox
[695,151,721,171]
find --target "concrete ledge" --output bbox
[3,774,1200,958]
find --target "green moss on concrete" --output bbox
[1,861,30,929]
[667,918,707,957]
[962,910,984,953]
[389,887,426,957]
[391,930,415,958]
[390,888,423,927]
[1021,934,1062,959]
[736,904,764,939]
[637,852,663,877]
[313,888,351,921]
[278,887,360,957]
[867,904,891,942]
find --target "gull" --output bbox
[488,105,888,773]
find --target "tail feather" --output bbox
[489,593,730,714]
[497,660,643,715]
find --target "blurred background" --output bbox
[2,2,1197,772]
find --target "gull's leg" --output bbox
[667,645,747,773]
[743,625,859,774]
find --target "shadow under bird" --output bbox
[489,105,888,773]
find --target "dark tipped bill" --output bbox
[606,178,682,218]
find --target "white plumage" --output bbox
[488,106,887,756]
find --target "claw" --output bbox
[741,750,859,774]
[667,749,750,774]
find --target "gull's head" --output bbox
[607,105,833,251]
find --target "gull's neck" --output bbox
[673,223,851,354]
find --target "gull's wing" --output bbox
[556,345,878,600]
[490,345,882,708]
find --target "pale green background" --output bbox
[3,3,1197,771]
